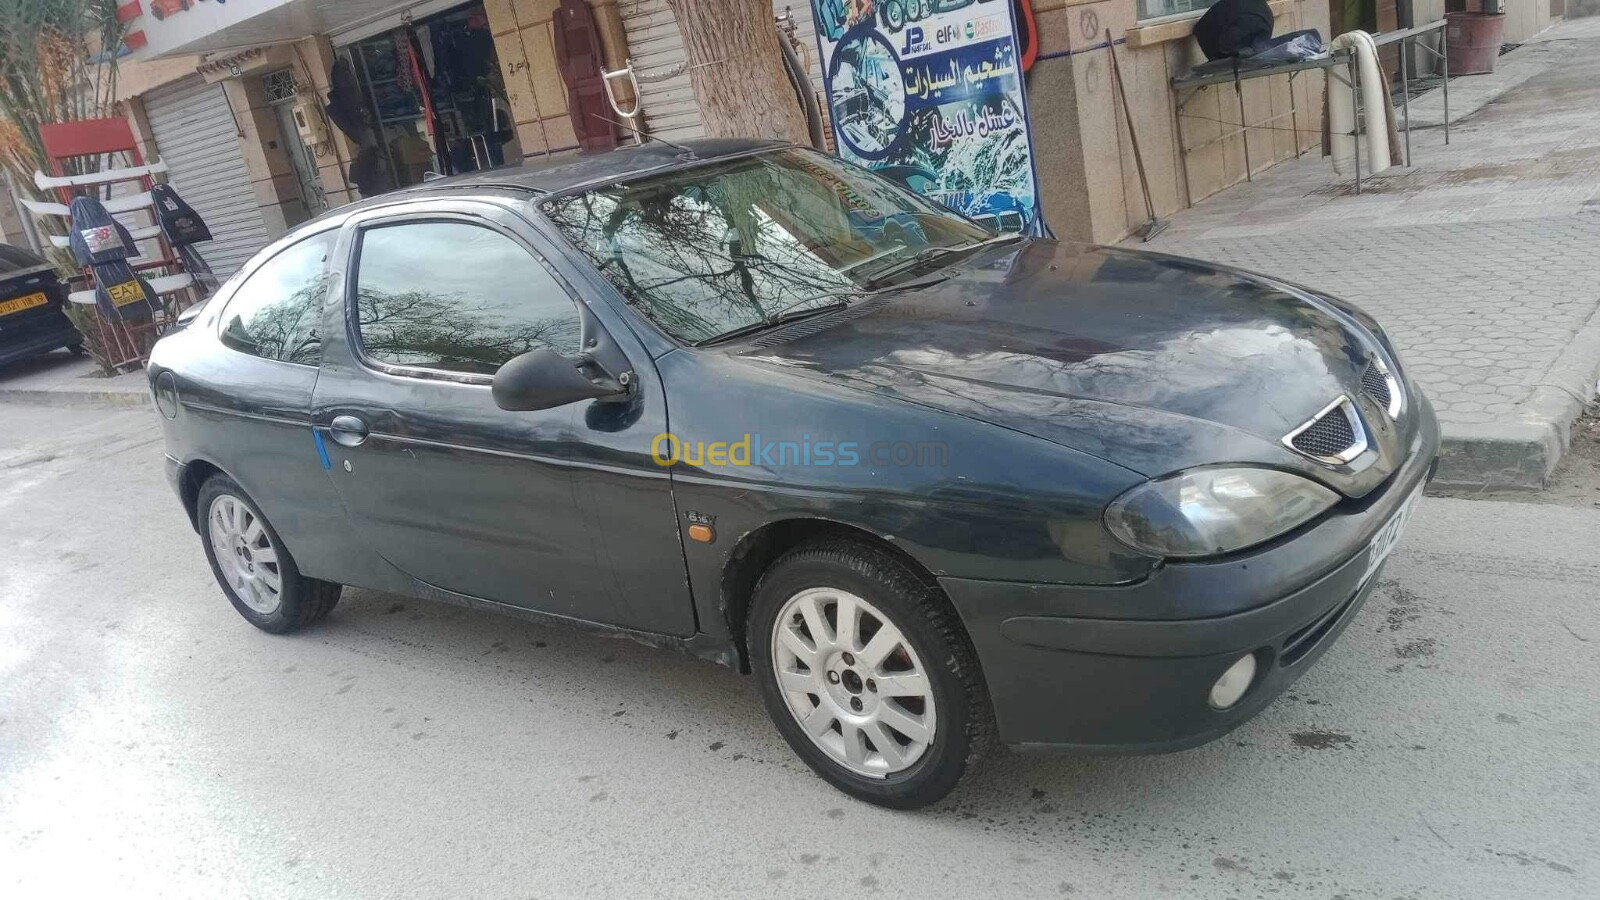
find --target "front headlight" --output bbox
[1105,467,1338,559]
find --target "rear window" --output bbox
[0,243,48,277]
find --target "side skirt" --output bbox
[410,578,739,669]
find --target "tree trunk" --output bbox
[663,0,811,143]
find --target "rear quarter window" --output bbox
[217,231,337,365]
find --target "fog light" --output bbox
[1209,654,1258,710]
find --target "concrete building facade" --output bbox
[77,0,1571,264]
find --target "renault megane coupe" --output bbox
[148,140,1436,808]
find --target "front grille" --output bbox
[1360,362,1392,412]
[1289,405,1357,458]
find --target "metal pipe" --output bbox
[1235,67,1252,182]
[1290,71,1303,159]
[1442,25,1450,144]
[1351,56,1362,195]
[1400,36,1411,166]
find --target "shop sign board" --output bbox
[809,0,1043,233]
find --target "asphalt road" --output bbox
[1,402,1595,899]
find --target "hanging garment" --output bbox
[350,144,397,197]
[151,183,212,246]
[325,56,370,146]
[1324,31,1404,176]
[553,0,620,152]
[405,24,452,177]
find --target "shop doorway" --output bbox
[339,2,518,194]
[263,68,328,226]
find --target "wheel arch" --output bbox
[720,517,947,673]
[178,458,227,532]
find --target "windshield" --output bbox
[541,148,995,344]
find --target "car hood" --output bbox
[732,240,1410,495]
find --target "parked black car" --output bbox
[148,140,1438,808]
[0,243,81,366]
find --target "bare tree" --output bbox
[662,0,810,143]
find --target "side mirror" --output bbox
[174,299,207,329]
[492,349,627,412]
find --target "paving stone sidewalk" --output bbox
[1132,16,1600,489]
[0,351,150,407]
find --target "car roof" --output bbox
[393,137,789,198]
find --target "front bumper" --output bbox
[942,398,1440,752]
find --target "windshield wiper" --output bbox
[858,233,1027,290]
[695,297,852,347]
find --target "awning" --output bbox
[132,0,469,59]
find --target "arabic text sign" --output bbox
[810,0,1041,233]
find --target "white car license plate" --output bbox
[1361,483,1423,585]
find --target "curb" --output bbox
[1432,304,1600,491]
[0,388,151,409]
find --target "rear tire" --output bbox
[748,538,994,809]
[197,474,340,634]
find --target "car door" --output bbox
[310,199,695,636]
[169,227,353,583]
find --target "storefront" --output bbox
[104,0,1561,258]
[102,0,621,270]
[328,3,520,194]
[141,74,275,278]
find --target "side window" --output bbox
[218,231,336,365]
[353,221,583,376]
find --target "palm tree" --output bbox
[0,0,128,188]
[0,1,130,371]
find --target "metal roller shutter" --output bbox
[143,75,273,279]
[618,0,705,141]
[617,0,827,142]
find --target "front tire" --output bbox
[749,539,994,809]
[197,474,340,634]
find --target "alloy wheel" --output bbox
[770,587,937,777]
[207,493,283,615]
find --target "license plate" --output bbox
[107,280,148,307]
[1361,482,1423,585]
[0,291,47,317]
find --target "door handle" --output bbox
[328,415,369,448]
